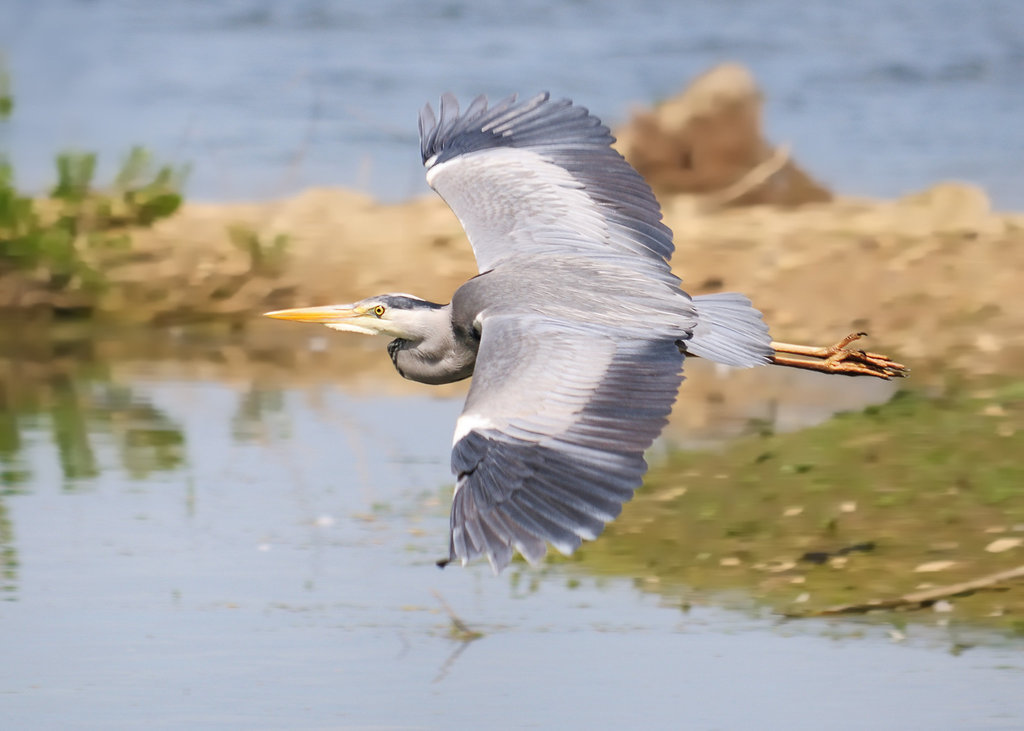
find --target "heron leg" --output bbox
[770,332,908,380]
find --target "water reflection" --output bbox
[230,386,290,443]
[0,340,185,488]
[0,321,897,603]
[1,323,1021,728]
[0,499,13,598]
[0,321,897,490]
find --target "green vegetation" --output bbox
[0,58,12,120]
[228,223,290,277]
[0,148,186,295]
[0,67,186,303]
[0,63,291,322]
[567,382,1024,638]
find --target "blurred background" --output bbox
[2,1,1023,728]
[3,0,1023,206]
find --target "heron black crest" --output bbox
[376,294,444,311]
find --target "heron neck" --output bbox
[387,305,477,385]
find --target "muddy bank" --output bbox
[573,383,1024,639]
[614,63,833,206]
[22,179,1016,380]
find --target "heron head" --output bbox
[264,294,446,339]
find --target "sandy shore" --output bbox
[3,169,1021,381]
[88,178,1019,379]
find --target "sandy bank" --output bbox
[99,179,1022,378]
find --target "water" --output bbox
[2,0,1022,208]
[1,328,1022,728]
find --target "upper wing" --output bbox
[419,92,675,274]
[445,313,685,572]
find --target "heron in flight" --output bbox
[267,93,906,573]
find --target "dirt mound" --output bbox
[90,180,1020,378]
[614,63,832,207]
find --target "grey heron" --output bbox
[266,93,906,573]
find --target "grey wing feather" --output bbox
[445,314,685,572]
[685,292,774,368]
[419,92,675,273]
[422,92,773,571]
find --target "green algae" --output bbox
[570,383,1024,638]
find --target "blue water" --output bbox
[1,356,1021,729]
[2,0,1022,207]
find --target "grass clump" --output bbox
[0,66,187,302]
[569,383,1024,639]
[1,148,186,294]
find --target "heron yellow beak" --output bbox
[264,303,387,336]
[263,304,364,323]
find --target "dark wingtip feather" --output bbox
[419,91,619,169]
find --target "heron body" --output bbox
[266,92,857,572]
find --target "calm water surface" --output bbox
[2,0,1023,207]
[0,328,1022,729]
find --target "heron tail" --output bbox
[683,292,773,368]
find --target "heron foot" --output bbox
[770,332,909,379]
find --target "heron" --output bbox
[266,92,906,573]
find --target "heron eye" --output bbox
[373,305,386,318]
